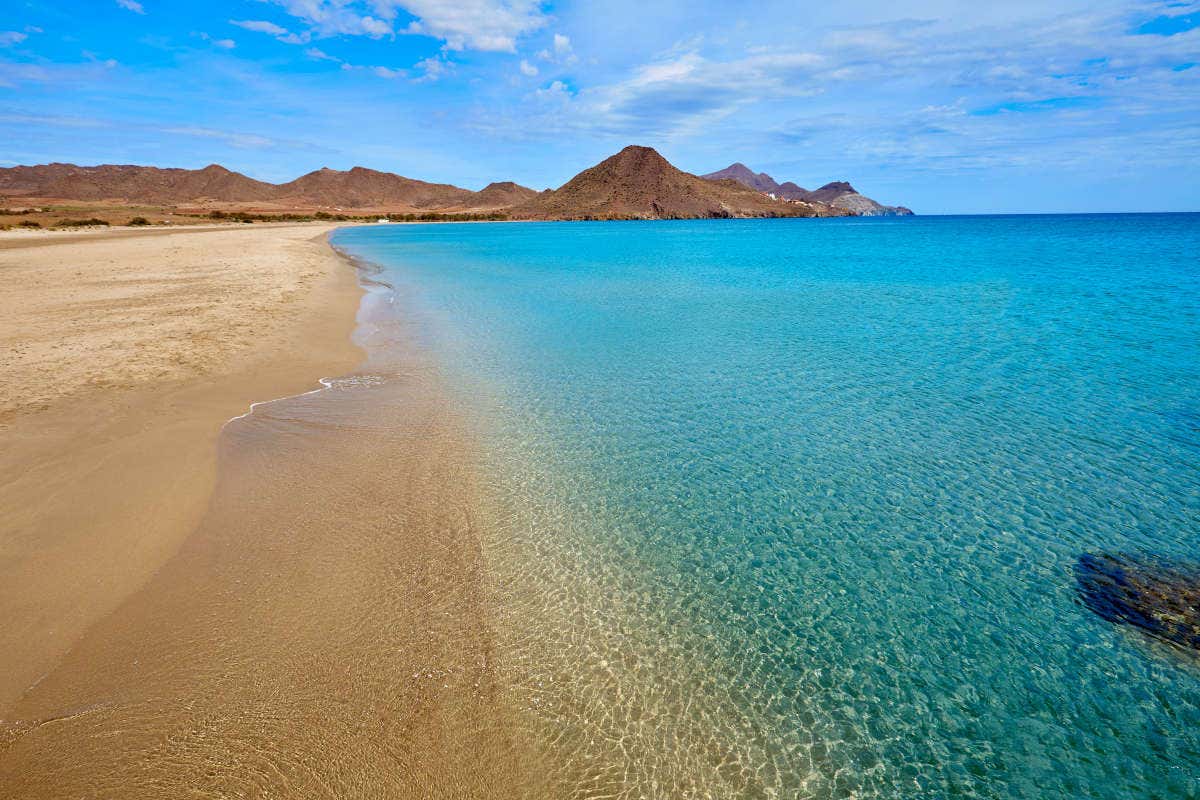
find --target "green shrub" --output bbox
[18,219,41,228]
[208,210,228,219]
[128,216,151,226]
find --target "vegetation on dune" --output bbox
[202,209,510,224]
[127,216,152,226]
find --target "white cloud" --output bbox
[265,1,394,39]
[229,19,312,44]
[263,1,547,52]
[535,79,571,100]
[519,59,538,76]
[413,55,453,81]
[401,0,546,51]
[196,32,236,49]
[473,0,1200,189]
[230,20,289,37]
[115,0,145,14]
[0,112,110,128]
[374,66,404,79]
[538,31,577,64]
[0,31,28,47]
[306,47,342,62]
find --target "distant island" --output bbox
[0,145,912,227]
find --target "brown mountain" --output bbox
[514,146,842,220]
[0,163,277,203]
[776,181,809,200]
[803,182,914,216]
[702,164,914,216]
[0,153,904,218]
[0,162,535,211]
[272,166,475,209]
[464,181,539,209]
[700,162,780,194]
[801,181,858,204]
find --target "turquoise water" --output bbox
[333,215,1200,799]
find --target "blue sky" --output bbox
[2,1,1198,213]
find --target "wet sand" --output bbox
[0,225,535,795]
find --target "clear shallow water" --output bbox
[333,215,1200,799]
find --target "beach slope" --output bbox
[0,223,363,713]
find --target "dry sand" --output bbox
[0,222,363,717]
[0,223,540,797]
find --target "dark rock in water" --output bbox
[1075,552,1200,651]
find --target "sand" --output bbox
[0,223,539,797]
[0,223,363,716]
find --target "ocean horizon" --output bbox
[333,213,1200,798]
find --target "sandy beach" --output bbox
[0,223,363,713]
[0,223,536,797]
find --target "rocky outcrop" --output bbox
[702,165,914,216]
[1075,552,1200,652]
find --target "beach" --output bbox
[0,224,536,795]
[0,223,362,711]
[3,215,1198,798]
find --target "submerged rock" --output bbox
[1075,552,1200,651]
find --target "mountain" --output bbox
[0,162,533,211]
[776,181,808,200]
[700,162,780,194]
[0,154,905,218]
[513,146,844,220]
[0,163,277,203]
[702,163,914,216]
[803,182,914,216]
[271,166,477,209]
[800,181,857,204]
[465,181,539,209]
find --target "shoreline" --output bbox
[0,222,539,797]
[0,223,365,714]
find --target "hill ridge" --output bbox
[0,150,905,218]
[702,162,914,216]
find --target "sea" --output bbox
[331,214,1200,799]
